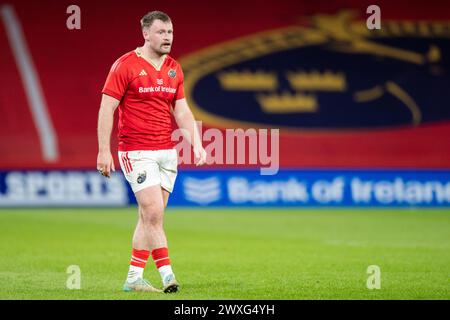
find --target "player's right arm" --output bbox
[96,94,119,178]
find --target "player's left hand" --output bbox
[193,145,207,166]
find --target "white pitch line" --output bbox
[1,4,59,162]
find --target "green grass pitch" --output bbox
[0,208,449,300]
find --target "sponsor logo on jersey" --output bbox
[139,69,147,76]
[138,86,176,94]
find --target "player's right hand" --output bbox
[96,151,115,178]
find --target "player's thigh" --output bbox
[161,187,170,208]
[158,149,178,194]
[135,184,165,213]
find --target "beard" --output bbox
[157,44,171,54]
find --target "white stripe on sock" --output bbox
[127,265,144,283]
[131,255,147,263]
[158,265,174,283]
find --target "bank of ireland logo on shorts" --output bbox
[168,69,176,78]
[137,171,147,184]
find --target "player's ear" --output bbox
[142,27,149,40]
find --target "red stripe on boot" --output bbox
[130,248,150,268]
[151,247,171,268]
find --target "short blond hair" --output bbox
[140,11,171,29]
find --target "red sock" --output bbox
[130,248,150,268]
[151,247,171,268]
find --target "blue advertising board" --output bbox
[1,169,450,207]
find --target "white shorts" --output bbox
[118,149,178,194]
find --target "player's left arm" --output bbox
[172,98,206,166]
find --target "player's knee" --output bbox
[139,204,164,226]
[144,214,163,228]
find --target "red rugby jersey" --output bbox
[102,49,185,151]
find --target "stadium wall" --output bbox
[1,1,450,207]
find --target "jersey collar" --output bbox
[135,47,167,71]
